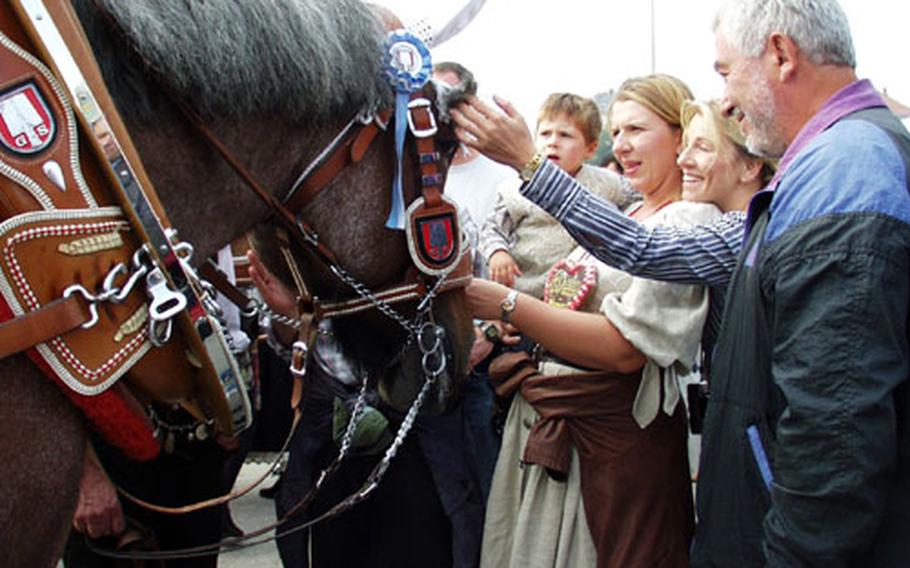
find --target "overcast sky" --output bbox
[379,0,910,121]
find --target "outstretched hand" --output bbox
[450,95,537,170]
[247,250,296,319]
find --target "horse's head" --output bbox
[251,77,472,413]
[74,0,473,413]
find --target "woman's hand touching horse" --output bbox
[451,95,537,170]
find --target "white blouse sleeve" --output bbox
[600,201,722,427]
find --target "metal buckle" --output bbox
[407,98,437,138]
[290,340,309,378]
[145,268,187,322]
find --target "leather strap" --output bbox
[117,408,300,515]
[198,262,254,312]
[410,97,444,207]
[0,295,89,358]
[284,110,391,213]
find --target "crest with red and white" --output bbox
[416,212,456,264]
[0,82,56,156]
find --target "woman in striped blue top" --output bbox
[452,96,775,355]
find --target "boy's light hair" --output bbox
[537,93,602,145]
[607,74,693,133]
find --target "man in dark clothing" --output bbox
[694,2,910,565]
[64,407,227,568]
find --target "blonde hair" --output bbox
[607,74,693,132]
[681,99,776,185]
[537,93,602,145]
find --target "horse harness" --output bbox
[73,13,474,568]
[126,29,477,555]
[0,0,472,558]
[0,0,256,467]
[92,17,478,561]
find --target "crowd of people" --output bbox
[64,0,910,566]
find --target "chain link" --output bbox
[328,242,468,335]
[329,265,421,334]
[61,245,154,330]
[257,302,302,330]
[335,376,371,457]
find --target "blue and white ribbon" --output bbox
[383,30,432,230]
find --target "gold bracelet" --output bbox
[519,153,545,181]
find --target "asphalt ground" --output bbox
[219,459,284,567]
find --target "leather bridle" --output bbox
[81,1,473,557]
[89,93,473,559]
[171,79,472,332]
[88,0,472,327]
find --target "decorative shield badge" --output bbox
[543,260,597,311]
[419,215,455,260]
[0,82,56,157]
[405,195,462,276]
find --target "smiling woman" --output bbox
[454,74,723,568]
[677,99,775,212]
[607,74,691,217]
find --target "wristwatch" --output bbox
[480,321,501,343]
[519,152,545,182]
[500,289,519,324]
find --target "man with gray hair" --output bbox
[449,0,910,565]
[697,0,910,565]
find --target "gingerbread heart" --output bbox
[543,260,597,310]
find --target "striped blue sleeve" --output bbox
[521,160,744,288]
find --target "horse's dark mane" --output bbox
[72,0,392,124]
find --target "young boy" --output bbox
[479,93,637,298]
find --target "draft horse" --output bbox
[0,0,473,565]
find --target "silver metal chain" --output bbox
[335,376,372,456]
[257,302,301,330]
[329,264,422,334]
[62,245,152,329]
[328,242,468,335]
[330,370,434,512]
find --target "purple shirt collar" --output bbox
[768,79,886,189]
[744,79,885,242]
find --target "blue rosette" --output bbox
[383,30,432,230]
[384,29,432,94]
